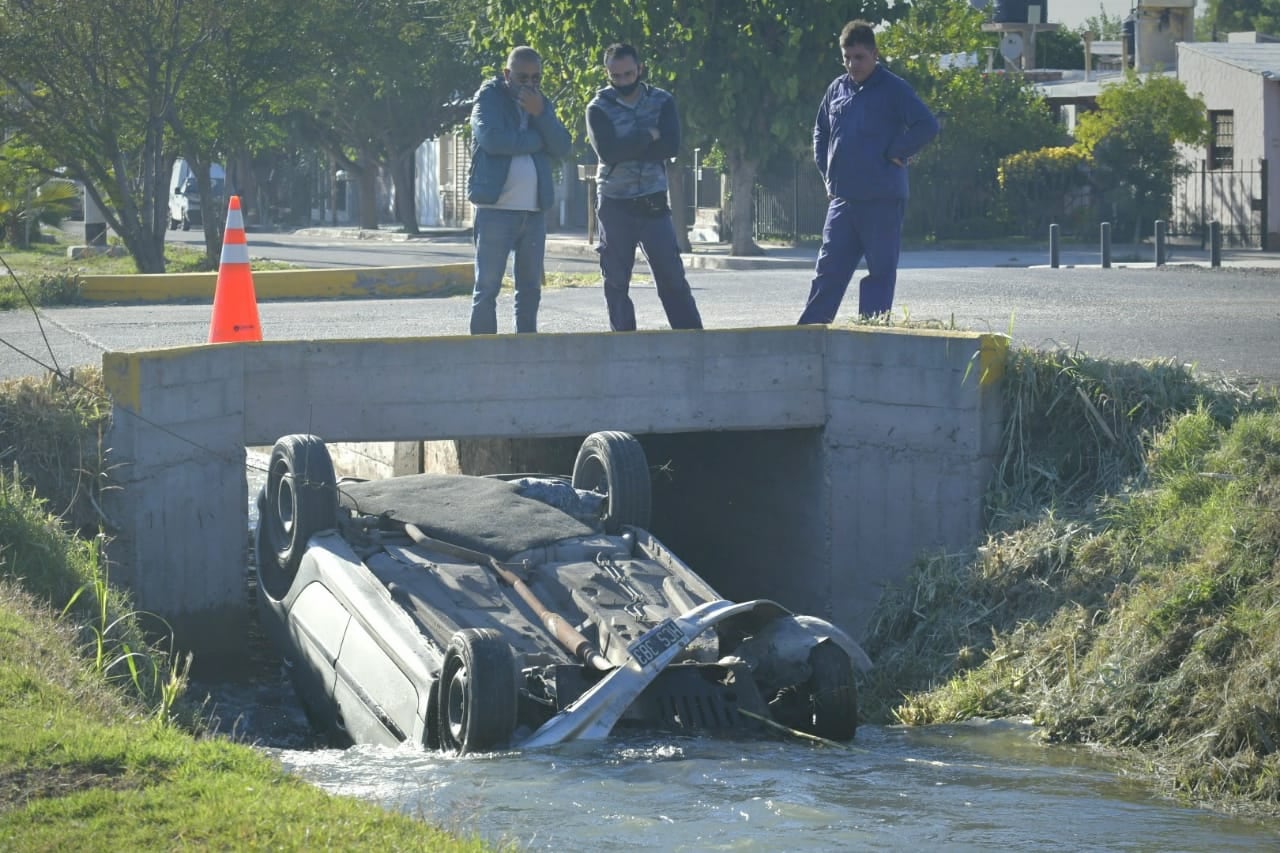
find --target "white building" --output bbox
[1175,34,1279,249]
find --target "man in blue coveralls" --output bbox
[798,20,939,324]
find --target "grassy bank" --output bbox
[860,348,1280,816]
[0,372,495,850]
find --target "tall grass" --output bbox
[0,470,189,719]
[861,344,1280,814]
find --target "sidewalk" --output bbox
[292,224,1280,271]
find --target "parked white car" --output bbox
[168,158,226,231]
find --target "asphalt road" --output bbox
[2,229,1278,389]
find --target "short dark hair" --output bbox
[507,45,541,69]
[603,43,640,65]
[839,20,876,51]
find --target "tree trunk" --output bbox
[392,148,420,235]
[190,157,225,266]
[726,149,762,256]
[666,160,691,252]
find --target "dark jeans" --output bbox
[798,197,905,324]
[471,207,545,334]
[596,195,702,331]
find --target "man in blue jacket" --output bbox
[798,21,939,324]
[586,43,702,331]
[468,46,572,334]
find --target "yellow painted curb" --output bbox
[80,263,474,303]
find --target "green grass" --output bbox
[0,579,492,851]
[860,345,1280,815]
[0,372,498,848]
[0,229,296,310]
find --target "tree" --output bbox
[874,1,1071,240]
[290,0,476,232]
[0,0,221,273]
[898,69,1070,240]
[479,0,893,255]
[1037,29,1086,70]
[1200,0,1280,39]
[877,0,988,75]
[1081,6,1126,40]
[166,0,302,259]
[1073,71,1209,241]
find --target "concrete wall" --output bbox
[102,327,1006,670]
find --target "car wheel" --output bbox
[806,640,858,740]
[256,434,338,599]
[438,628,518,754]
[181,214,191,231]
[571,431,651,533]
[168,217,178,231]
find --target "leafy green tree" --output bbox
[902,68,1070,240]
[0,0,220,273]
[875,1,1068,239]
[1037,29,1086,70]
[1073,71,1209,241]
[479,0,893,255]
[1199,0,1280,39]
[1081,6,1126,39]
[877,0,988,76]
[166,0,302,257]
[290,0,476,232]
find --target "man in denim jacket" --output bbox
[468,46,572,334]
[798,21,938,324]
[586,43,702,332]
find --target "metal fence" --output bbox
[746,156,1269,249]
[1168,159,1267,248]
[752,163,828,241]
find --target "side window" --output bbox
[1208,110,1234,171]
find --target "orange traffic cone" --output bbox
[208,195,262,343]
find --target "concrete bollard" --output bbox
[1154,219,1167,266]
[1049,223,1060,269]
[1210,220,1222,268]
[1100,222,1112,269]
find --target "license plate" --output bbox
[629,618,684,667]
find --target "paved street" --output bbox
[1,227,1278,389]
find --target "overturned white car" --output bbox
[255,431,865,754]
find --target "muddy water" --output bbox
[238,456,1276,850]
[250,719,1277,851]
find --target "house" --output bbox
[1029,1,1272,248]
[1175,34,1279,249]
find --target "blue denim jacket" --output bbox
[468,76,572,211]
[814,65,938,202]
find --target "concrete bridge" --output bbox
[101,326,1006,673]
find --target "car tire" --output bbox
[807,640,859,740]
[438,628,518,754]
[181,214,191,231]
[168,217,178,231]
[571,431,651,533]
[256,434,338,599]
